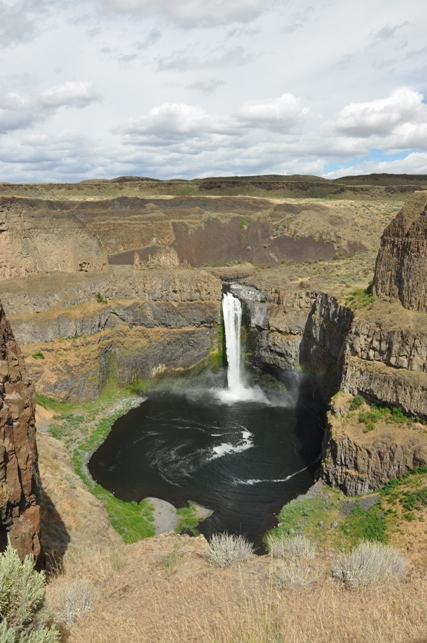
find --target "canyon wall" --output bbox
[0,194,375,277]
[233,275,427,495]
[0,268,222,402]
[0,302,42,564]
[0,197,107,279]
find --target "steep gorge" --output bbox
[1,179,426,559]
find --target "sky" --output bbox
[1,0,427,182]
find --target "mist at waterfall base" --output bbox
[89,293,323,550]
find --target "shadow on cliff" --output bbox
[290,295,354,481]
[39,488,71,573]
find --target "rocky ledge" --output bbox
[322,392,427,495]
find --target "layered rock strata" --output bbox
[0,269,222,402]
[234,283,427,495]
[0,302,42,563]
[0,197,107,279]
[322,393,427,495]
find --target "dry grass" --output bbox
[62,535,427,643]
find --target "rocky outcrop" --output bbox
[373,191,427,310]
[0,302,42,564]
[322,393,427,494]
[0,197,108,279]
[0,267,221,316]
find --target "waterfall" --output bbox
[222,292,243,393]
[218,292,267,404]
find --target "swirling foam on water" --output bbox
[210,429,253,459]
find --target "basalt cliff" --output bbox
[0,302,42,564]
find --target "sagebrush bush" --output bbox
[332,541,406,589]
[276,559,319,588]
[206,533,254,568]
[266,533,316,560]
[0,543,58,642]
[53,579,94,625]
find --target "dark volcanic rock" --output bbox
[373,191,427,310]
[0,302,42,564]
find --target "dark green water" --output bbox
[89,386,323,549]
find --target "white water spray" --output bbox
[223,292,243,393]
[216,292,267,404]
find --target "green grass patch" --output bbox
[91,487,155,543]
[345,286,375,308]
[341,503,387,543]
[267,486,391,551]
[176,501,206,535]
[349,394,364,410]
[32,350,45,360]
[357,403,410,431]
[239,216,249,229]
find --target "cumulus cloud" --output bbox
[102,0,269,28]
[237,93,309,132]
[116,102,241,145]
[0,80,101,135]
[40,81,100,108]
[0,0,35,46]
[335,87,426,137]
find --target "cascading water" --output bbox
[218,292,267,403]
[222,292,243,394]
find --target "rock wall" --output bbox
[322,393,427,495]
[240,287,353,405]
[0,197,108,279]
[0,302,42,564]
[233,282,427,495]
[373,191,427,310]
[1,269,222,403]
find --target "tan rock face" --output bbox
[0,197,108,279]
[0,301,42,564]
[373,191,427,310]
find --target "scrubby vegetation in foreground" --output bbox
[44,532,427,643]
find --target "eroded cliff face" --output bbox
[0,197,108,279]
[0,268,222,402]
[0,302,42,564]
[233,280,427,496]
[322,393,427,495]
[373,191,427,310]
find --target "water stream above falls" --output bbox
[89,293,324,549]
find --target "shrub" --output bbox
[345,287,375,307]
[349,395,364,411]
[0,543,58,641]
[53,578,94,625]
[276,559,318,588]
[206,533,254,568]
[266,534,315,560]
[95,292,107,304]
[31,351,45,360]
[332,541,406,589]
